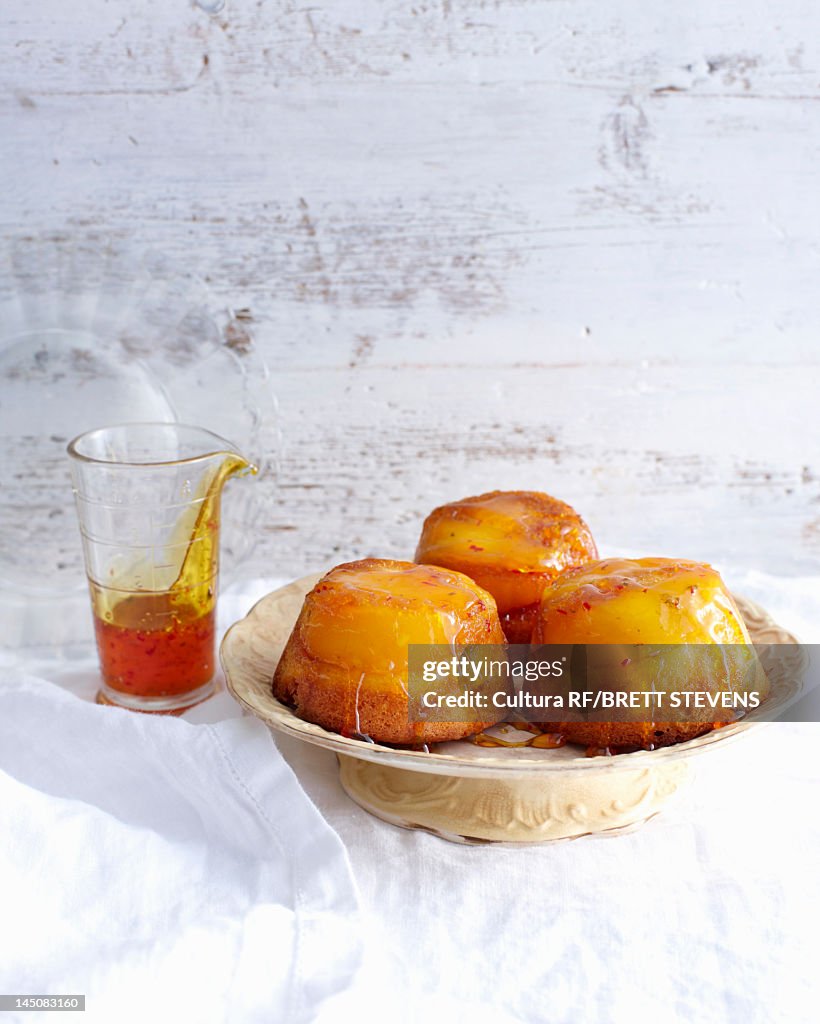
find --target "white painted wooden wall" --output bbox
[2,0,819,582]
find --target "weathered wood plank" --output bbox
[248,364,819,578]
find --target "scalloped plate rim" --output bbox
[220,574,797,778]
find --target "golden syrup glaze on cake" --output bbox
[531,557,767,751]
[532,556,750,645]
[415,490,598,642]
[272,558,505,744]
[299,559,501,678]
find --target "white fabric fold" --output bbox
[0,675,363,1024]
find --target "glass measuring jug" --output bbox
[67,423,256,712]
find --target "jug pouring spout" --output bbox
[170,444,258,594]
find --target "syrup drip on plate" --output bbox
[470,724,566,749]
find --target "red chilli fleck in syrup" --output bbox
[94,592,215,698]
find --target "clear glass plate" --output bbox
[0,234,273,603]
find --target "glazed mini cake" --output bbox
[415,490,598,643]
[531,557,768,749]
[272,558,505,745]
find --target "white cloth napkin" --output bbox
[0,673,363,1024]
